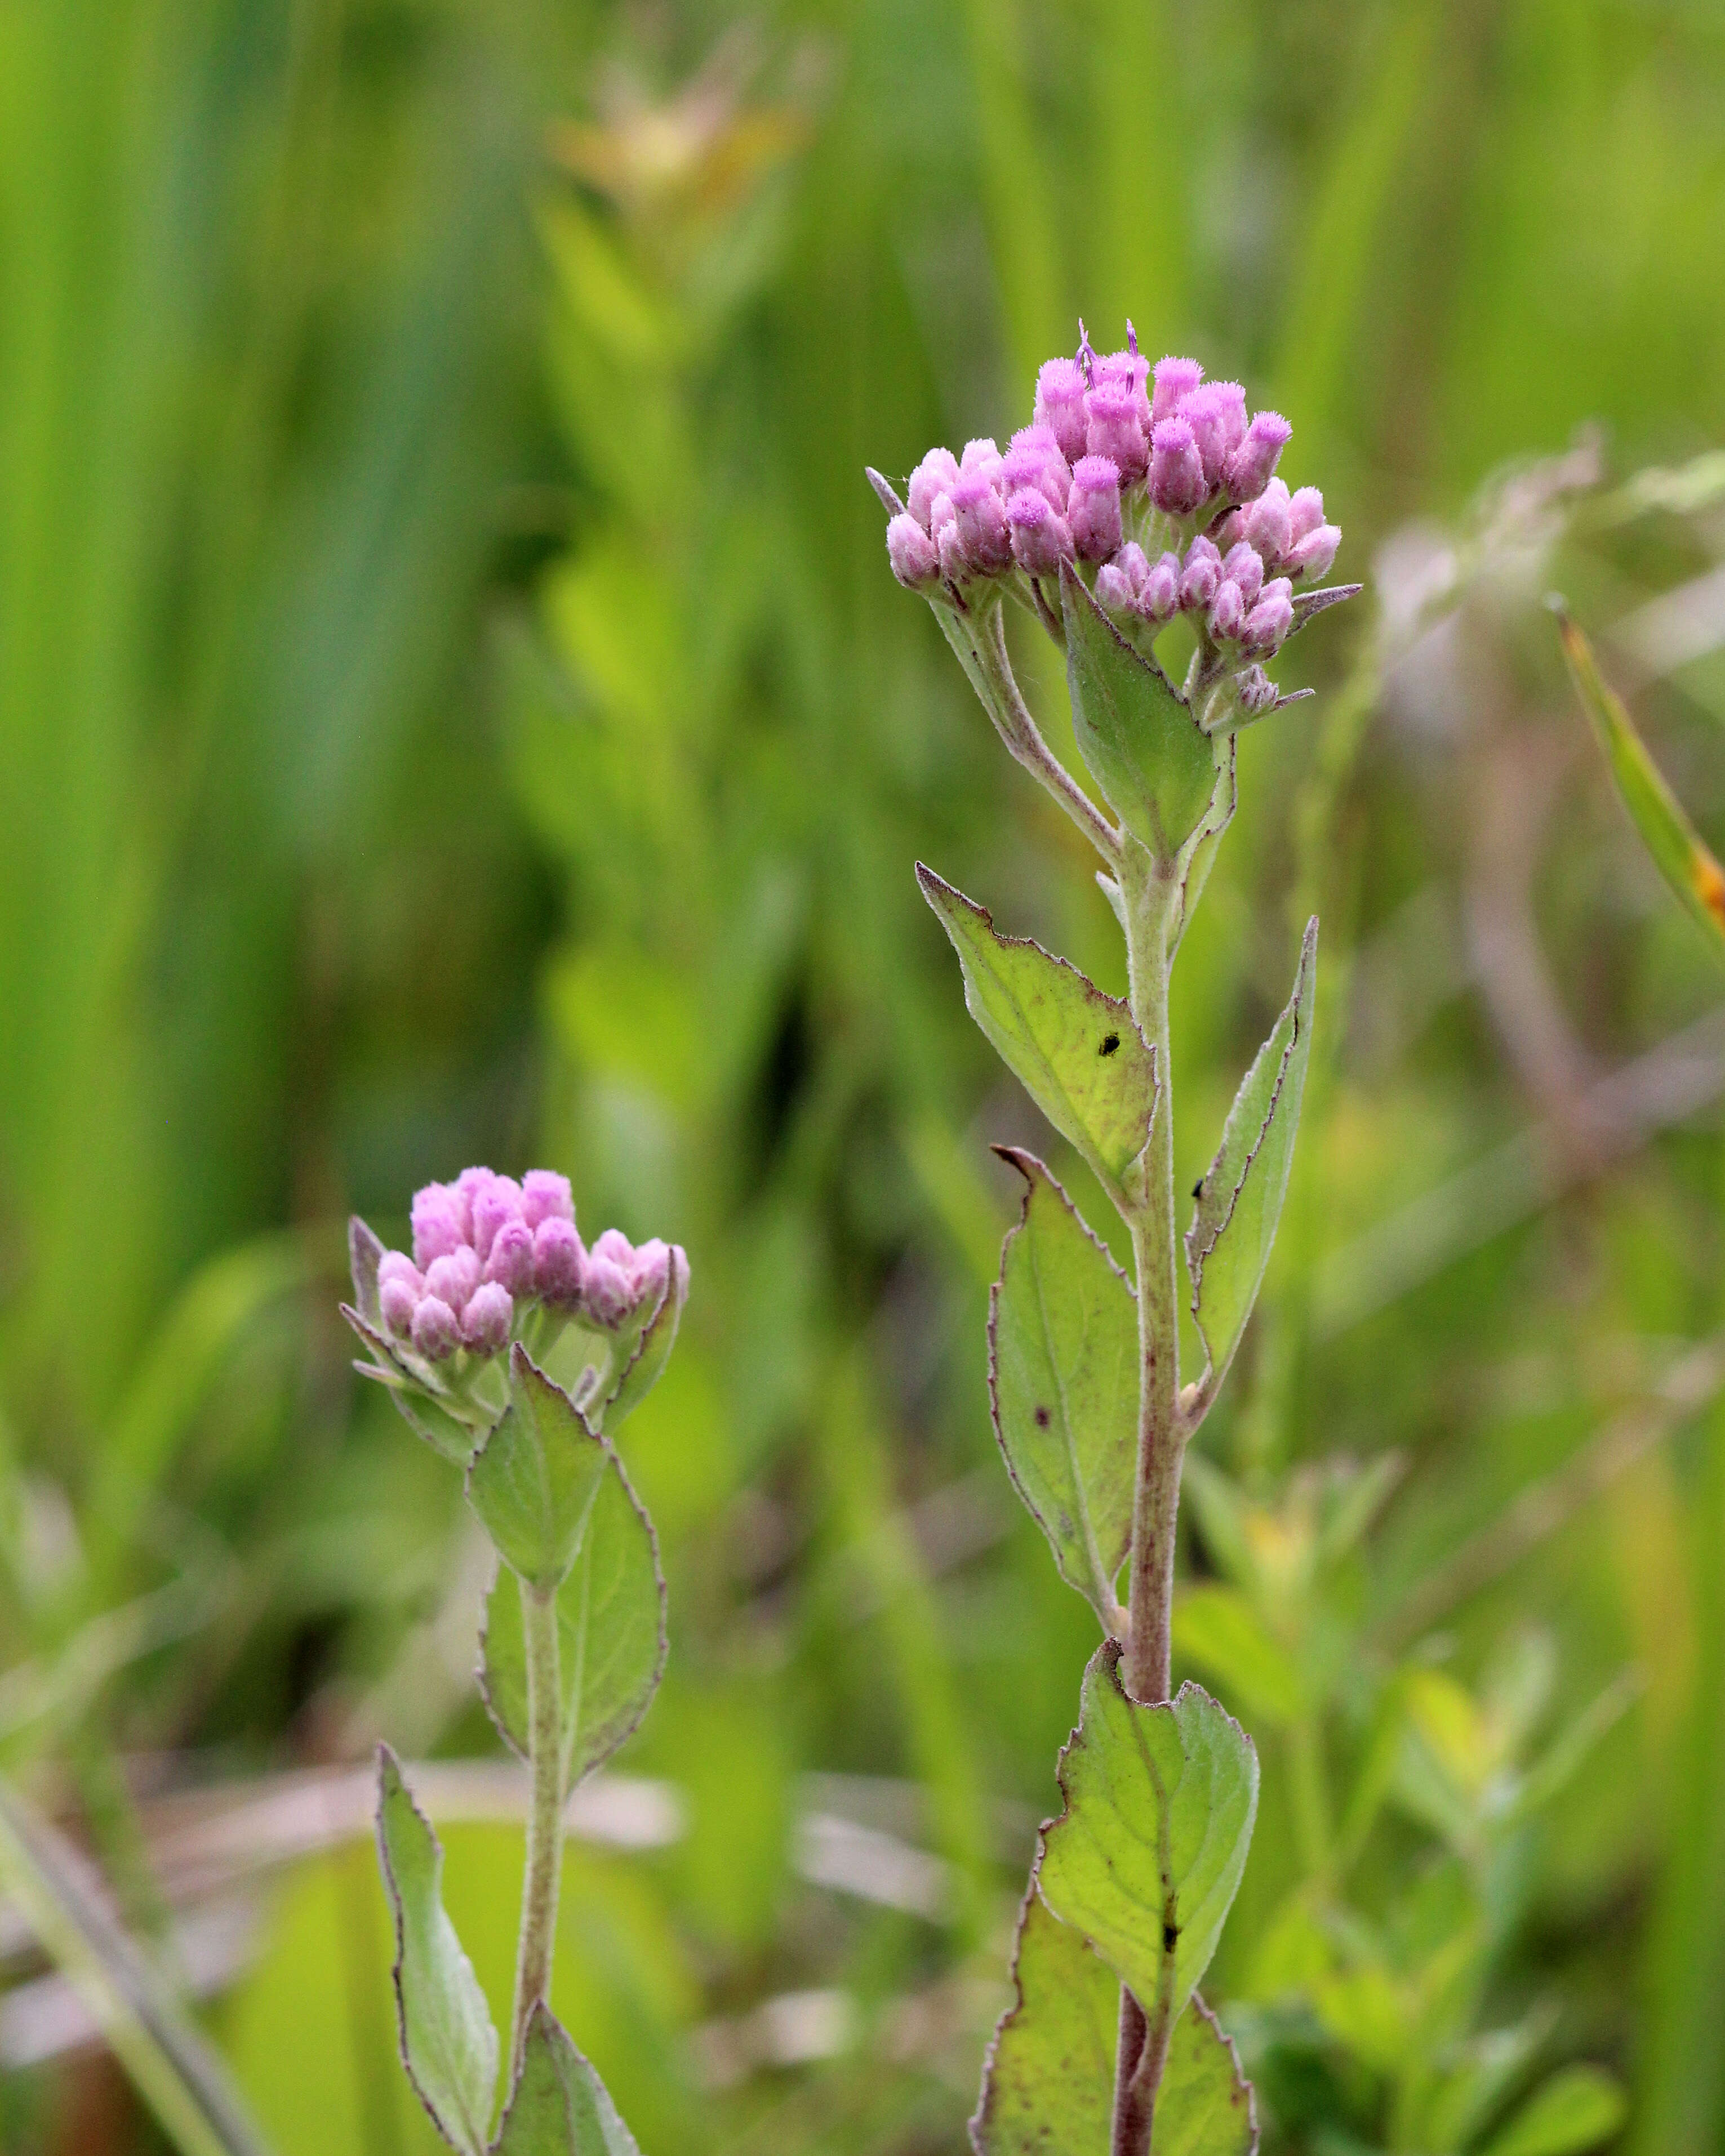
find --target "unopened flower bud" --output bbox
[907,448,961,531]
[1284,523,1341,581]
[1151,355,1203,426]
[1034,358,1090,465]
[1237,665,1278,714]
[1224,411,1291,501]
[1210,580,1246,642]
[583,1239,635,1328]
[1006,489,1072,576]
[1113,542,1150,596]
[520,1169,574,1230]
[960,438,1004,491]
[1181,382,1247,490]
[887,513,941,589]
[1221,542,1264,608]
[1003,426,1072,515]
[461,1281,513,1354]
[1242,580,1294,653]
[378,1253,422,1335]
[1067,456,1123,561]
[411,1295,459,1361]
[1095,562,1137,617]
[937,520,967,584]
[425,1249,481,1315]
[485,1219,536,1293]
[1093,345,1152,430]
[1241,480,1292,564]
[632,1239,673,1310]
[471,1176,522,1263]
[927,491,957,541]
[1149,418,1207,515]
[950,473,1012,574]
[1142,553,1181,621]
[1084,382,1149,483]
[410,1183,468,1268]
[1287,486,1326,545]
[1178,549,1220,612]
[533,1218,585,1304]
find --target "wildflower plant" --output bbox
[867,326,1358,2156]
[344,1167,687,2154]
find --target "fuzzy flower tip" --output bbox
[873,322,1349,712]
[357,1166,687,1364]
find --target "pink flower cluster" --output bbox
[881,330,1341,667]
[375,1166,682,1364]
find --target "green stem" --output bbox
[1110,850,1186,2156]
[509,1576,563,2074]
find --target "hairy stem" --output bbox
[509,1576,563,2074]
[1112,852,1185,2154]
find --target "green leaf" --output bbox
[342,1302,482,1466]
[1174,735,1237,954]
[1185,918,1318,1395]
[972,1887,1256,2156]
[1478,2066,1628,2156]
[1555,602,1725,958]
[988,1148,1137,1629]
[1037,1643,1259,2033]
[1172,1585,1304,1729]
[492,2002,642,2156]
[374,1747,499,2156]
[467,1346,611,1588]
[599,1258,688,1428]
[478,1447,667,1788]
[1061,563,1221,861]
[917,863,1157,1195]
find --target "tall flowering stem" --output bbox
[873,324,1353,2156]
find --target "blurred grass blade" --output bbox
[0,1774,272,2156]
[1554,602,1725,957]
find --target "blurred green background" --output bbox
[3,1,1725,2151]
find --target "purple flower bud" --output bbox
[1003,426,1072,515]
[1095,563,1137,617]
[461,1281,513,1353]
[1287,487,1326,544]
[1186,534,1222,568]
[1067,455,1123,562]
[1006,489,1072,577]
[960,437,1004,487]
[1178,551,1220,611]
[410,1183,469,1268]
[486,1219,536,1293]
[411,1295,459,1361]
[582,1236,636,1327]
[1034,358,1090,466]
[1242,580,1294,654]
[1093,347,1152,430]
[1237,666,1278,714]
[1084,382,1149,484]
[1224,411,1291,502]
[1221,542,1265,608]
[927,490,957,541]
[632,1239,673,1310]
[533,1218,585,1304]
[1142,554,1181,621]
[1210,580,1246,642]
[424,1249,481,1315]
[1151,355,1203,426]
[1149,418,1207,515]
[471,1176,522,1263]
[520,1169,573,1231]
[1113,542,1150,597]
[1284,524,1341,581]
[907,448,961,531]
[378,1253,422,1336]
[887,513,941,589]
[937,520,967,585]
[1180,382,1247,490]
[1241,480,1292,564]
[950,473,1012,574]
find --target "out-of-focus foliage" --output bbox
[3,2,1725,2153]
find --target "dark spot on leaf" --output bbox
[1192,1178,1204,1200]
[1162,1922,1179,1953]
[1100,1032,1121,1056]
[1034,1405,1051,1428]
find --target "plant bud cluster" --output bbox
[376,1166,684,1364]
[883,328,1342,672]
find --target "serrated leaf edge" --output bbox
[1184,917,1318,1375]
[917,862,1158,1198]
[987,1146,1134,1636]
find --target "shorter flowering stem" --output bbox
[509,1577,563,2076]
